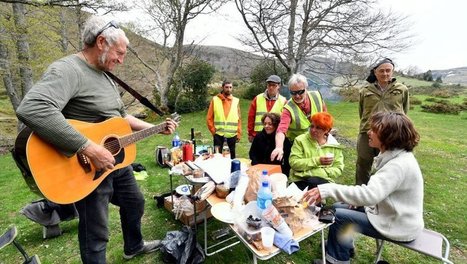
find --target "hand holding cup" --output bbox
[319,152,334,166]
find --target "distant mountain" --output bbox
[187,45,263,79]
[432,67,467,85]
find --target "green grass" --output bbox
[397,76,434,88]
[0,99,466,263]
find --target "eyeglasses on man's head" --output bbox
[290,89,306,96]
[94,20,119,41]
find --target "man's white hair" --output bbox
[82,16,129,47]
[287,73,309,89]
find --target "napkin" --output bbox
[273,231,300,254]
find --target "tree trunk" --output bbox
[0,23,21,110]
[59,8,68,53]
[12,3,33,97]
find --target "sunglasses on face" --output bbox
[94,20,119,41]
[290,89,306,96]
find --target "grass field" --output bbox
[0,99,466,263]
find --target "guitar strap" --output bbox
[105,71,165,116]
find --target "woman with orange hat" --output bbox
[288,112,344,190]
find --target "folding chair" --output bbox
[0,225,41,264]
[375,228,453,264]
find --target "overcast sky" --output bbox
[113,0,467,72]
[183,0,467,72]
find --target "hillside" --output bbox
[432,67,467,85]
[188,45,263,79]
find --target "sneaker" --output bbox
[123,240,161,260]
[312,259,331,264]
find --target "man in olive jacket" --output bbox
[356,58,409,185]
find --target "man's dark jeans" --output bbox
[213,134,237,159]
[75,166,145,264]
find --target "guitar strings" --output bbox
[99,122,168,153]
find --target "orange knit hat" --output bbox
[310,112,333,131]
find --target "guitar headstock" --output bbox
[171,112,181,124]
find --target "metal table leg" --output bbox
[321,228,326,263]
[203,206,240,256]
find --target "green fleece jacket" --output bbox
[289,133,344,183]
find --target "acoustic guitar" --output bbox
[13,114,180,204]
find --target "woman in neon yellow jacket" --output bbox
[289,112,344,190]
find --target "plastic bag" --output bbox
[160,226,205,264]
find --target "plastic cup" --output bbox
[261,227,275,249]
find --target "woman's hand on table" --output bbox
[302,188,322,205]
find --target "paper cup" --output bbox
[261,227,275,249]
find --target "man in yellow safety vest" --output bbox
[270,73,326,162]
[206,80,242,159]
[247,75,287,142]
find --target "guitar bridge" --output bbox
[77,153,91,173]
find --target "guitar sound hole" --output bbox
[103,137,121,155]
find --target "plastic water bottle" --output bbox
[257,170,272,210]
[172,132,181,148]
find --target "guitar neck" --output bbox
[119,122,167,147]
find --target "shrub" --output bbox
[410,97,422,105]
[460,101,467,111]
[175,93,209,114]
[421,102,461,114]
[431,89,451,98]
[244,83,262,100]
[244,59,288,100]
[173,59,215,113]
[337,87,360,102]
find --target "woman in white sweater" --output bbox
[304,112,424,264]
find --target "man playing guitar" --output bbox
[16,16,177,263]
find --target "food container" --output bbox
[215,184,230,198]
[234,201,267,242]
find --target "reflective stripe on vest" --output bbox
[213,96,239,137]
[254,95,286,132]
[284,91,324,140]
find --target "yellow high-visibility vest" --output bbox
[213,96,239,137]
[254,95,287,132]
[284,91,324,141]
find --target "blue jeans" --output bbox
[326,202,387,264]
[75,166,145,264]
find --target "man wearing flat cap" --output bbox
[355,58,409,185]
[247,75,287,142]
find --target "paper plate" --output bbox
[175,184,192,196]
[211,202,235,224]
[185,175,211,184]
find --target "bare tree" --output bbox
[0,21,20,108]
[0,0,128,111]
[0,0,126,11]
[235,0,412,77]
[129,0,227,110]
[12,3,33,103]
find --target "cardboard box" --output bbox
[164,195,212,226]
[248,164,282,175]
